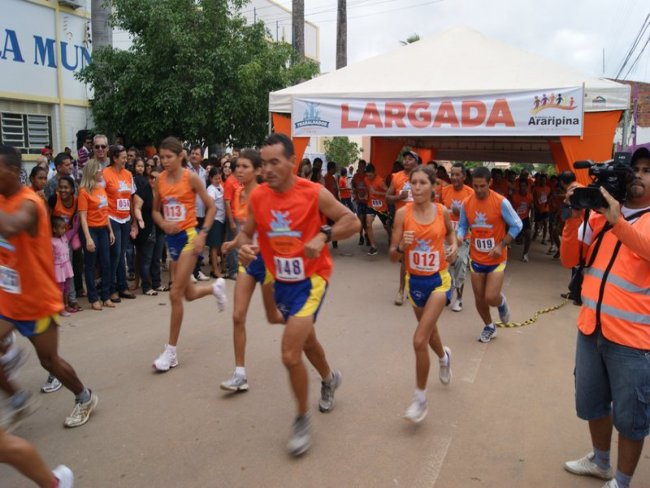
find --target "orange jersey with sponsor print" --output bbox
[103,166,134,220]
[391,171,413,210]
[403,203,448,276]
[338,176,351,199]
[251,178,331,282]
[157,169,197,231]
[52,194,77,231]
[0,187,62,319]
[231,185,250,225]
[352,172,368,202]
[78,186,109,228]
[441,184,474,228]
[463,190,509,265]
[365,176,388,213]
[533,185,551,212]
[511,191,533,220]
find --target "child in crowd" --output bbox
[206,167,226,279]
[29,166,48,202]
[51,216,80,317]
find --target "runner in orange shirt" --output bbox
[0,144,98,429]
[441,162,474,312]
[338,167,354,213]
[532,173,551,245]
[457,166,523,342]
[351,160,369,246]
[386,150,419,305]
[150,137,226,372]
[390,165,456,423]
[511,178,534,262]
[236,133,359,456]
[364,164,390,256]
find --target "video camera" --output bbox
[570,152,634,209]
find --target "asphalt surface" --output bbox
[2,232,649,487]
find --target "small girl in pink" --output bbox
[51,215,80,317]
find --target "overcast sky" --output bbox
[271,0,650,82]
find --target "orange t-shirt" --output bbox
[223,174,241,203]
[103,166,134,221]
[533,185,551,213]
[0,187,62,319]
[352,172,368,202]
[157,169,197,232]
[391,171,413,210]
[441,184,474,228]
[78,186,109,228]
[324,174,338,199]
[463,190,509,265]
[232,185,250,225]
[251,178,331,282]
[491,179,509,197]
[338,176,351,199]
[511,192,533,220]
[365,176,388,213]
[52,194,77,231]
[403,203,448,276]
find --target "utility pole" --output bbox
[336,0,347,69]
[91,0,113,48]
[292,0,305,58]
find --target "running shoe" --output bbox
[212,278,227,312]
[1,341,29,381]
[287,414,312,457]
[497,294,510,324]
[195,270,210,281]
[394,291,404,306]
[153,346,178,372]
[478,325,497,343]
[1,390,39,433]
[564,452,614,480]
[358,236,364,245]
[41,375,63,393]
[546,246,556,255]
[61,310,72,317]
[451,299,462,312]
[191,274,198,283]
[553,251,560,260]
[404,397,427,423]
[53,465,74,488]
[220,372,249,392]
[439,347,452,385]
[522,254,529,263]
[368,247,378,256]
[319,369,342,413]
[64,391,98,428]
[603,480,620,488]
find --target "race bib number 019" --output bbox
[163,203,186,222]
[408,251,440,273]
[474,238,495,253]
[117,198,130,211]
[0,266,21,294]
[274,257,305,282]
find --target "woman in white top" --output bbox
[206,167,226,278]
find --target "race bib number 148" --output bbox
[274,257,305,282]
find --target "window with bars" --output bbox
[0,112,52,155]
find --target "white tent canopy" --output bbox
[269,26,630,114]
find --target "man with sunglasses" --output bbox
[90,135,110,169]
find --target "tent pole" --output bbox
[268,112,273,135]
[621,109,630,150]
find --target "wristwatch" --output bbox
[319,225,332,243]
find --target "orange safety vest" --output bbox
[577,211,650,350]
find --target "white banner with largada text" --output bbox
[291,87,584,137]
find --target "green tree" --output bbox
[77,0,318,147]
[323,137,360,168]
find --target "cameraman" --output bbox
[560,147,650,488]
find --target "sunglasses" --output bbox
[94,145,107,149]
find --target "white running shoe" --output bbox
[478,325,497,343]
[394,291,404,306]
[404,397,427,423]
[564,452,614,480]
[53,465,74,488]
[196,270,210,281]
[64,391,98,428]
[451,299,462,312]
[212,278,227,312]
[439,347,452,385]
[152,346,178,372]
[287,414,312,457]
[602,480,620,487]
[41,375,63,393]
[497,294,510,324]
[522,254,529,263]
[220,372,249,392]
[191,273,198,283]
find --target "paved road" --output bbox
[2,234,649,487]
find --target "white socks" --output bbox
[414,388,427,403]
[166,345,177,354]
[235,366,246,377]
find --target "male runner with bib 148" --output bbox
[237,133,360,457]
[457,166,522,342]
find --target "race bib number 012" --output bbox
[163,203,186,222]
[474,238,495,253]
[274,257,305,282]
[408,251,440,273]
[0,266,21,294]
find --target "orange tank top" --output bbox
[52,194,77,231]
[0,187,62,319]
[232,185,251,225]
[463,190,508,265]
[365,176,387,212]
[157,169,197,231]
[103,166,134,221]
[391,171,413,209]
[251,178,331,282]
[403,203,448,276]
